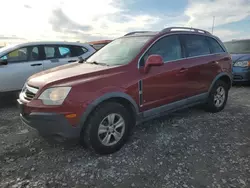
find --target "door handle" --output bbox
[179,68,188,73]
[68,60,77,63]
[31,63,42,66]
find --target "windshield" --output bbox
[224,40,250,54]
[86,36,152,66]
[0,44,18,54]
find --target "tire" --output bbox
[204,80,229,113]
[80,102,133,155]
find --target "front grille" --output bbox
[24,90,36,101]
[22,84,39,101]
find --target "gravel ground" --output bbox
[0,86,250,188]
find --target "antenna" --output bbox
[212,16,215,34]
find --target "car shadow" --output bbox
[0,94,18,109]
[43,106,202,151]
[232,82,250,87]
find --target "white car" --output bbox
[0,41,96,94]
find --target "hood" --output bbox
[28,62,111,88]
[231,53,250,63]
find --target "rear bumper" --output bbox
[18,100,81,138]
[232,67,250,82]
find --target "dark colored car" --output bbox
[224,39,250,82]
[88,40,112,50]
[18,27,232,154]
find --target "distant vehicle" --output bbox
[224,39,250,83]
[0,41,96,94]
[18,27,232,154]
[88,40,112,50]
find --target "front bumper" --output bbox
[232,67,250,82]
[17,99,81,138]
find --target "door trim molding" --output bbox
[138,92,208,121]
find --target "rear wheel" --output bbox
[81,102,133,155]
[204,80,229,113]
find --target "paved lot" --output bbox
[0,86,250,188]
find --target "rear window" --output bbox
[224,40,250,54]
[207,37,225,53]
[182,35,210,57]
[71,46,88,56]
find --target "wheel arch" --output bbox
[209,72,232,93]
[79,92,139,130]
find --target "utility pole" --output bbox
[212,16,215,34]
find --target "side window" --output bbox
[44,46,59,59]
[0,47,28,63]
[207,37,225,53]
[30,46,39,61]
[71,46,88,56]
[58,46,71,58]
[183,35,210,57]
[140,35,182,66]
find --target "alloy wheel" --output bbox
[214,86,226,108]
[98,113,125,146]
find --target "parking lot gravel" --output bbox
[0,86,250,188]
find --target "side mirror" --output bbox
[144,55,164,73]
[78,56,87,63]
[0,59,8,66]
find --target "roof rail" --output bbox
[124,31,152,36]
[160,27,212,35]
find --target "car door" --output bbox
[139,35,191,112]
[0,46,43,92]
[179,34,214,97]
[42,45,67,70]
[57,45,80,64]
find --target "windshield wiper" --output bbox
[86,61,109,66]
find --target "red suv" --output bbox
[18,27,232,154]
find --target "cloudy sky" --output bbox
[0,0,250,45]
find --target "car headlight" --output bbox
[234,61,250,67]
[38,87,71,105]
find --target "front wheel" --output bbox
[81,102,133,155]
[204,80,229,113]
